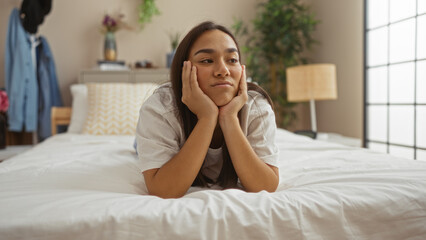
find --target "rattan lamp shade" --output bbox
[286,64,337,102]
[286,63,337,136]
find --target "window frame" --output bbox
[363,0,426,160]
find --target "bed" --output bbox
[0,82,425,240]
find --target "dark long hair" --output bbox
[170,21,273,189]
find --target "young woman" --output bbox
[135,21,279,198]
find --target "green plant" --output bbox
[168,31,181,50]
[233,0,319,128]
[138,0,160,29]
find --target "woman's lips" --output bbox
[212,82,233,87]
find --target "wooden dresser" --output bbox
[79,68,170,84]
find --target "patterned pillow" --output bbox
[82,83,158,135]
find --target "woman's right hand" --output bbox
[181,61,218,121]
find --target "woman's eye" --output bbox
[200,59,213,63]
[229,58,239,63]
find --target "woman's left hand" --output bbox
[219,65,248,123]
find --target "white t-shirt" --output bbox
[135,83,279,183]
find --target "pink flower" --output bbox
[0,91,9,113]
[102,14,118,32]
[100,12,132,34]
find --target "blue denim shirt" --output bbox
[37,37,63,141]
[5,8,38,132]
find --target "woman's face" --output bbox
[188,30,242,107]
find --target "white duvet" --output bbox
[0,129,425,240]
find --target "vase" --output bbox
[104,31,117,61]
[0,112,7,149]
[166,49,176,68]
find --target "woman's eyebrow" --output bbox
[194,48,214,56]
[226,48,238,53]
[193,48,238,56]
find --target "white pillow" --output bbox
[81,83,158,135]
[67,84,88,133]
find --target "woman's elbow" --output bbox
[147,188,186,199]
[145,182,187,198]
[264,180,279,193]
[245,178,279,193]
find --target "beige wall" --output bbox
[0,0,363,138]
[307,0,364,139]
[0,0,258,106]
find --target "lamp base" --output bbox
[294,130,317,139]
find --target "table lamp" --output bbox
[286,64,337,139]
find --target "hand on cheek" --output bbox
[219,65,248,123]
[181,61,218,121]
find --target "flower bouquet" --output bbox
[100,13,131,61]
[101,14,125,33]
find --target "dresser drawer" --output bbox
[79,71,131,83]
[79,69,169,84]
[133,70,169,84]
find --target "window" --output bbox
[364,0,426,160]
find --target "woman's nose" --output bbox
[214,60,230,77]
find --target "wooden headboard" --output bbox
[51,107,72,135]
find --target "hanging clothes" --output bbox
[37,37,62,141]
[5,7,62,141]
[5,8,38,132]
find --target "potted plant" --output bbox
[138,0,160,29]
[233,0,319,128]
[167,31,180,68]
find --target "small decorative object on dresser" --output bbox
[104,31,117,61]
[134,60,153,69]
[97,60,128,71]
[167,31,180,68]
[100,12,131,61]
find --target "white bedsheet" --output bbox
[0,129,425,239]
